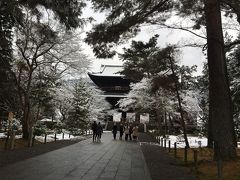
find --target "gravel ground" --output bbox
[138,133,196,180]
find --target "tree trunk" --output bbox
[28,127,33,147]
[164,111,168,136]
[168,114,174,134]
[22,97,31,139]
[169,57,190,148]
[204,0,236,159]
[22,114,29,139]
[207,104,214,148]
[156,109,164,136]
[135,112,140,123]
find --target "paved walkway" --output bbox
[0,132,151,180]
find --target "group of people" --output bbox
[91,121,103,142]
[112,123,138,141]
[91,121,139,142]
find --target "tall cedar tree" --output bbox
[0,1,19,115]
[204,0,236,159]
[86,0,239,159]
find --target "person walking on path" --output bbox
[119,123,124,140]
[96,122,103,142]
[91,121,97,142]
[129,124,133,141]
[112,123,118,140]
[132,126,138,140]
[124,124,129,141]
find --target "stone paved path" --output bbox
[0,132,151,180]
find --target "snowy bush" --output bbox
[34,122,47,136]
[68,128,83,136]
[11,118,21,131]
[53,122,65,134]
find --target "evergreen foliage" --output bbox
[66,81,91,131]
[227,45,240,139]
[120,35,169,81]
[85,0,173,58]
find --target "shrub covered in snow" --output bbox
[34,122,47,136]
[10,118,21,131]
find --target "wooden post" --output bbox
[174,142,177,158]
[184,146,188,163]
[164,139,167,148]
[215,141,223,180]
[32,135,35,147]
[217,159,223,180]
[193,150,198,171]
[28,127,33,147]
[168,140,171,152]
[5,115,12,150]
[54,133,57,141]
[44,133,47,144]
[62,133,64,139]
[10,131,16,150]
[4,131,10,150]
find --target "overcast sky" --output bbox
[80,2,239,75]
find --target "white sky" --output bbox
[80,2,239,75]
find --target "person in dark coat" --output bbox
[91,121,97,142]
[96,122,103,142]
[124,124,129,141]
[112,122,118,140]
[119,123,124,140]
[129,124,133,141]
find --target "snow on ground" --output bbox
[35,133,76,143]
[0,133,5,138]
[35,131,93,143]
[162,135,208,148]
[0,131,92,143]
[157,135,240,148]
[1,131,240,148]
[0,132,23,139]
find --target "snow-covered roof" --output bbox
[90,65,123,77]
[96,94,128,98]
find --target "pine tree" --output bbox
[120,35,168,81]
[227,45,240,140]
[66,81,91,132]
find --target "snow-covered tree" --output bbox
[227,45,240,139]
[11,7,90,139]
[66,80,91,131]
[87,85,111,122]
[118,78,154,112]
[119,77,201,132]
